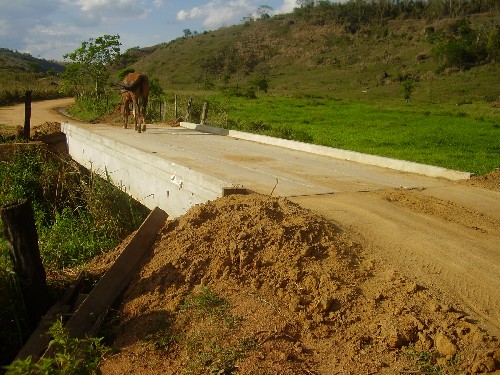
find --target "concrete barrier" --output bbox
[181,122,473,181]
[61,122,239,218]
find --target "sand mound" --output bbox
[99,193,499,374]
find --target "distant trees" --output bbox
[256,5,273,19]
[431,19,498,69]
[291,0,498,27]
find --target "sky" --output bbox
[0,0,297,62]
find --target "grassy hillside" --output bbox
[0,49,66,106]
[115,11,499,175]
[0,48,64,74]
[122,12,499,104]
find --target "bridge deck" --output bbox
[62,122,456,217]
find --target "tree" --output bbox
[256,5,273,19]
[149,78,164,101]
[250,73,270,93]
[63,34,121,98]
[183,29,192,38]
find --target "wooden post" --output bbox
[186,97,193,122]
[0,199,52,330]
[65,207,168,339]
[162,101,167,121]
[174,94,178,119]
[24,90,32,140]
[201,101,209,125]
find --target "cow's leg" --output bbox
[141,96,148,132]
[121,99,129,128]
[133,100,141,133]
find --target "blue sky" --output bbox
[0,0,296,62]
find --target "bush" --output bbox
[0,149,149,366]
[4,320,109,375]
[432,19,489,70]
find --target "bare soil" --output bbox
[1,100,500,374]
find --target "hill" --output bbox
[0,48,64,74]
[119,10,499,103]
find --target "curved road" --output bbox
[1,99,499,337]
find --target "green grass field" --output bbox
[189,93,500,176]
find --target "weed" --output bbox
[180,285,230,319]
[176,286,254,374]
[402,345,461,374]
[3,319,110,374]
[0,148,149,366]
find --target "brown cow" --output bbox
[118,72,149,133]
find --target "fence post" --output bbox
[24,90,32,140]
[186,97,193,122]
[201,101,209,125]
[174,94,178,119]
[0,199,52,330]
[162,100,167,121]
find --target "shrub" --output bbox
[4,320,109,375]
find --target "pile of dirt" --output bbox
[98,193,499,374]
[465,170,500,192]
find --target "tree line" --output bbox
[293,0,498,26]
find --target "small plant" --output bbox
[0,149,149,366]
[402,345,460,374]
[180,285,230,320]
[402,80,415,102]
[177,286,254,374]
[3,319,110,374]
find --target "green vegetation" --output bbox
[402,345,459,374]
[143,287,255,374]
[159,92,500,175]
[0,49,66,106]
[175,286,254,374]
[4,320,110,375]
[62,35,122,120]
[62,35,121,98]
[0,148,149,366]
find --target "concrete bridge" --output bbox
[61,121,470,218]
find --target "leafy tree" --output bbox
[63,34,121,98]
[432,19,489,69]
[149,78,164,101]
[183,29,192,38]
[486,25,500,61]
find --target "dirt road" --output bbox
[0,97,81,130]
[1,99,499,339]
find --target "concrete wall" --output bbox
[61,122,234,218]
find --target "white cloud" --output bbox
[177,0,254,28]
[62,0,152,25]
[275,0,296,14]
[0,1,61,54]
[0,20,8,37]
[23,23,83,60]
